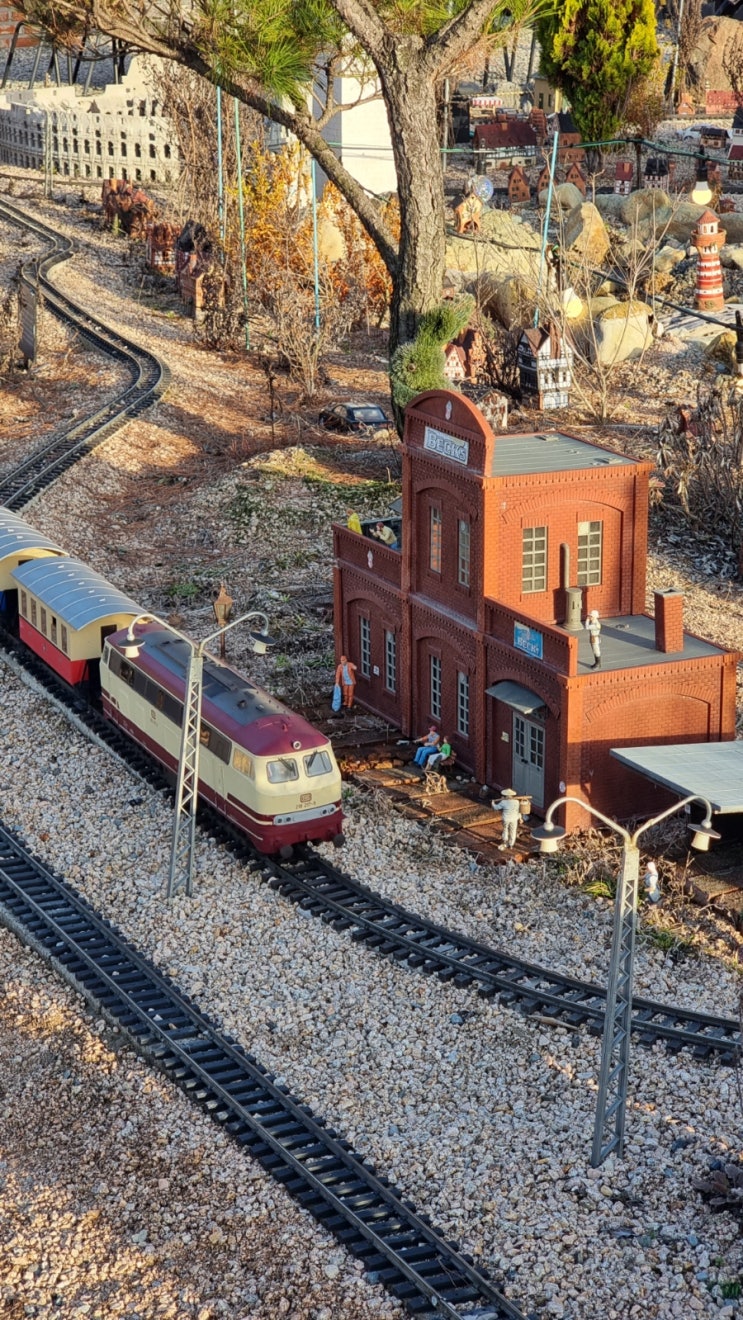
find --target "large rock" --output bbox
[446,207,541,282]
[704,330,736,372]
[476,272,537,328]
[654,244,687,274]
[592,301,652,366]
[665,202,714,241]
[721,245,743,271]
[538,181,584,212]
[620,188,671,225]
[563,201,611,266]
[719,212,743,244]
[593,193,629,222]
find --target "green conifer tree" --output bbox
[536,0,659,147]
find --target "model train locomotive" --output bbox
[0,506,344,856]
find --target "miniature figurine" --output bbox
[346,509,362,534]
[493,787,521,849]
[643,860,661,904]
[454,193,483,235]
[370,521,398,550]
[335,654,358,710]
[413,726,441,767]
[585,609,602,668]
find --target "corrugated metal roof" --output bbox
[492,431,634,477]
[0,507,64,560]
[485,680,545,714]
[11,557,142,629]
[610,742,743,814]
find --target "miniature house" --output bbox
[564,162,586,196]
[536,163,552,195]
[332,391,739,832]
[692,209,726,312]
[507,164,531,205]
[532,75,564,115]
[644,157,669,190]
[518,321,574,409]
[552,111,584,165]
[442,344,467,383]
[473,117,537,171]
[529,108,548,144]
[614,161,634,195]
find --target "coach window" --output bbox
[20,591,27,618]
[40,608,47,635]
[31,599,37,628]
[522,525,547,593]
[51,615,58,646]
[429,506,442,572]
[267,757,299,783]
[61,625,68,654]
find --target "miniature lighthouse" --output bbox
[691,209,726,312]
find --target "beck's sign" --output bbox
[423,426,469,466]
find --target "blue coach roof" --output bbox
[0,506,64,560]
[11,557,142,630]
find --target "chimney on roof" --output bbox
[654,588,684,654]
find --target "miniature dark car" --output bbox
[319,402,390,433]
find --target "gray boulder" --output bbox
[592,302,653,366]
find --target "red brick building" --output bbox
[333,391,738,832]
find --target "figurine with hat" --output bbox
[492,787,521,849]
[585,608,602,668]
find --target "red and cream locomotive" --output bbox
[0,507,344,855]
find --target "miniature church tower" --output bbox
[692,209,726,312]
[518,320,574,409]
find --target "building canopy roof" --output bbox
[485,680,545,714]
[610,742,743,814]
[11,557,142,630]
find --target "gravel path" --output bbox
[2,666,743,1320]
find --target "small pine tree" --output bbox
[390,296,474,413]
[537,0,659,147]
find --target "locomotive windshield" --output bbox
[267,757,299,782]
[304,749,333,776]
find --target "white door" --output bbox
[512,714,545,807]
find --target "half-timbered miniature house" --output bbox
[473,118,537,171]
[518,321,574,410]
[644,157,669,190]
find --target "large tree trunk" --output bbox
[380,54,448,353]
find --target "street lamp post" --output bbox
[123,609,273,899]
[532,794,720,1167]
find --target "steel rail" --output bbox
[1,612,738,1067]
[0,196,170,508]
[1,582,740,1059]
[0,821,528,1320]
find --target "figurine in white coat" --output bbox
[585,609,602,669]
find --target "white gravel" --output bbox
[2,663,743,1320]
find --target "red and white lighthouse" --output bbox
[692,209,726,312]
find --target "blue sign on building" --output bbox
[514,622,543,660]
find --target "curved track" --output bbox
[0,195,169,509]
[0,820,527,1320]
[3,619,739,1067]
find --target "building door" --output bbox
[512,714,544,807]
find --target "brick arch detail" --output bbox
[414,621,478,658]
[500,492,629,526]
[584,681,717,727]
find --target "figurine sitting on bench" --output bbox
[423,738,454,793]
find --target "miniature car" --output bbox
[319,402,390,433]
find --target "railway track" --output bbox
[0,195,169,508]
[3,617,739,1067]
[0,819,528,1320]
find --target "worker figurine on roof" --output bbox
[493,788,521,850]
[585,609,601,669]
